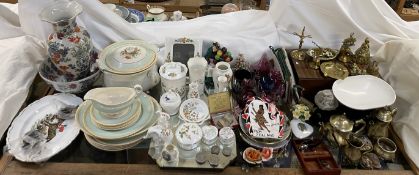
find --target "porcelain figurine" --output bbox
[187,82,200,99]
[212,62,233,92]
[170,10,186,21]
[159,90,181,115]
[187,56,207,94]
[40,1,93,81]
[290,26,312,61]
[161,144,179,163]
[84,85,142,117]
[337,33,356,63]
[159,62,188,98]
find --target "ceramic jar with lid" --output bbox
[97,40,160,91]
[201,125,218,146]
[159,90,181,115]
[159,62,188,98]
[175,123,203,150]
[219,127,235,147]
[212,62,233,92]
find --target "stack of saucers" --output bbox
[75,86,161,151]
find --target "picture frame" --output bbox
[165,37,203,65]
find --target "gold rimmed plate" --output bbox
[320,61,349,80]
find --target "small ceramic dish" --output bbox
[320,61,349,80]
[116,5,130,20]
[128,8,144,22]
[175,123,203,150]
[332,75,396,110]
[307,48,338,61]
[243,147,262,164]
[179,98,209,123]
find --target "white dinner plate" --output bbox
[332,75,396,110]
[6,93,82,162]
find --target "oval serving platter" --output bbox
[6,93,82,162]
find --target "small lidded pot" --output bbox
[374,137,397,161]
[161,144,179,163]
[219,127,235,147]
[201,125,218,146]
[159,90,181,115]
[175,123,203,150]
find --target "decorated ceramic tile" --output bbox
[241,98,286,139]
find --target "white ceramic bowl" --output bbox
[332,75,396,110]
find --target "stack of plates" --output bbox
[76,93,161,151]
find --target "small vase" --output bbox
[212,62,233,92]
[187,56,207,95]
[217,76,228,93]
[187,82,200,99]
[40,1,93,81]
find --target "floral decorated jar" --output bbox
[175,123,203,150]
[40,1,93,81]
[159,62,188,98]
[159,90,181,115]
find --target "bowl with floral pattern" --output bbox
[39,59,100,94]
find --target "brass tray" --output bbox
[306,48,338,61]
[320,61,349,80]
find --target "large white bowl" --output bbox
[332,75,396,110]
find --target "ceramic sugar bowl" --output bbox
[159,90,182,115]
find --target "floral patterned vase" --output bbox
[40,1,93,81]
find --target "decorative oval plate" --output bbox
[320,61,349,80]
[6,93,82,162]
[332,75,396,110]
[240,98,287,140]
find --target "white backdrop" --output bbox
[1,0,419,167]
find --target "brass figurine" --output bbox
[354,38,371,65]
[290,26,312,60]
[337,33,356,63]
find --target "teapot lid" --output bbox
[98,40,157,74]
[330,113,354,132]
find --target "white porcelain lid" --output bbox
[98,40,157,74]
[159,62,188,80]
[332,75,396,110]
[160,90,181,105]
[175,123,202,145]
[219,127,234,140]
[201,125,218,141]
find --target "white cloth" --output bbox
[1,0,419,167]
[269,0,419,52]
[0,35,46,140]
[374,40,419,166]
